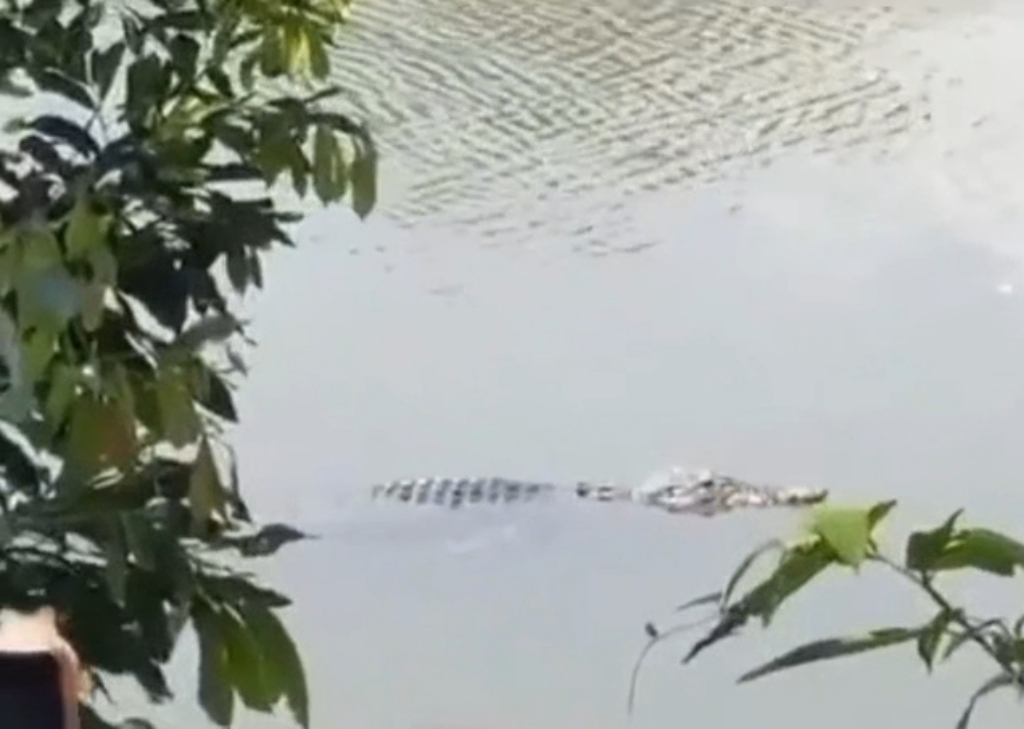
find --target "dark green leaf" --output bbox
[684,538,834,664]
[194,602,235,727]
[225,251,248,295]
[150,11,209,32]
[350,142,377,219]
[906,509,962,572]
[237,523,309,557]
[102,516,129,605]
[932,528,1024,577]
[31,68,95,109]
[241,603,309,728]
[917,610,953,672]
[744,538,835,626]
[674,591,722,614]
[200,574,291,609]
[942,619,1004,662]
[956,673,1017,729]
[206,67,233,98]
[738,627,922,683]
[0,425,44,491]
[167,35,200,79]
[122,18,144,54]
[126,55,166,123]
[90,42,126,101]
[119,248,189,333]
[121,513,157,571]
[220,607,275,711]
[866,499,898,530]
[28,115,99,158]
[199,370,237,422]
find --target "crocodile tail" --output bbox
[370,477,558,508]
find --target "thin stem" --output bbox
[872,554,1016,676]
[627,614,718,715]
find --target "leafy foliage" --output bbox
[632,502,1024,727]
[0,0,376,726]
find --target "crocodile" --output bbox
[370,467,828,517]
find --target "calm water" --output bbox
[115,1,1024,727]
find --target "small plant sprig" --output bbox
[630,501,1024,728]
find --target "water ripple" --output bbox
[328,0,935,249]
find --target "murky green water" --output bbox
[110,1,1024,727]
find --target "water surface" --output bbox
[117,1,1024,727]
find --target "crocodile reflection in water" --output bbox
[370,467,827,517]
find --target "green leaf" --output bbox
[20,325,59,383]
[201,574,292,609]
[17,267,84,335]
[151,10,209,32]
[126,55,165,123]
[674,591,723,614]
[241,603,309,728]
[933,528,1024,576]
[31,68,96,110]
[189,438,226,528]
[81,281,106,331]
[193,602,235,727]
[44,363,78,430]
[942,619,1004,662]
[220,607,275,712]
[102,515,129,605]
[718,539,784,610]
[28,115,100,158]
[683,538,835,664]
[88,245,118,288]
[225,251,249,294]
[90,42,126,101]
[309,32,330,79]
[0,246,20,296]
[955,673,1017,729]
[350,141,377,219]
[810,506,873,567]
[200,370,237,422]
[866,499,898,530]
[312,124,344,204]
[0,425,43,492]
[171,314,241,356]
[66,393,137,476]
[19,228,63,270]
[744,537,835,626]
[917,610,953,672]
[738,627,922,683]
[237,524,310,558]
[154,368,200,447]
[906,510,962,572]
[65,197,109,259]
[121,513,157,571]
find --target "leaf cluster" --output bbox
[633,502,1024,728]
[0,0,374,726]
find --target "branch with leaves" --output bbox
[631,502,1024,728]
[0,0,376,726]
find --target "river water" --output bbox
[127,0,1024,727]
